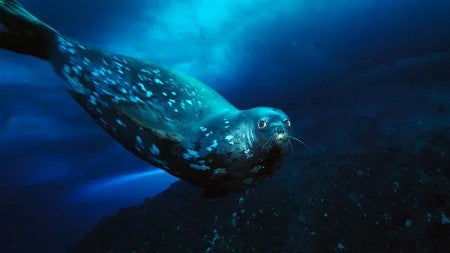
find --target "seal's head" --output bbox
[239,107,292,153]
[201,107,298,196]
[228,107,293,184]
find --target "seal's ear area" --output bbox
[114,101,183,142]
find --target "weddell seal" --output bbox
[0,0,302,196]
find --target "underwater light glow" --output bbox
[74,168,178,204]
[70,168,177,204]
[102,0,317,88]
[84,169,165,190]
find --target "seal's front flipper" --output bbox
[115,102,183,142]
[0,0,57,60]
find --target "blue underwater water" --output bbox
[0,0,449,252]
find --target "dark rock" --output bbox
[76,128,450,253]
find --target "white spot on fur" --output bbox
[250,165,263,173]
[244,149,253,158]
[115,118,126,127]
[168,99,176,107]
[72,65,82,75]
[62,65,70,74]
[150,144,160,156]
[136,136,143,145]
[99,118,108,126]
[135,136,144,151]
[190,164,210,171]
[137,83,146,91]
[213,168,227,175]
[88,95,97,105]
[225,135,234,141]
[207,140,218,152]
[243,178,254,185]
[183,149,199,159]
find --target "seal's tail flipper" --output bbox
[0,0,57,60]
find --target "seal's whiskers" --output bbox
[262,134,276,150]
[290,136,308,148]
[288,139,294,154]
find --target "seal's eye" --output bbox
[258,120,267,129]
[283,120,291,127]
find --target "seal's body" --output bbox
[0,0,293,195]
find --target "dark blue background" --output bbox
[1,0,449,252]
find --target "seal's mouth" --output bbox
[261,132,291,152]
[275,133,288,143]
